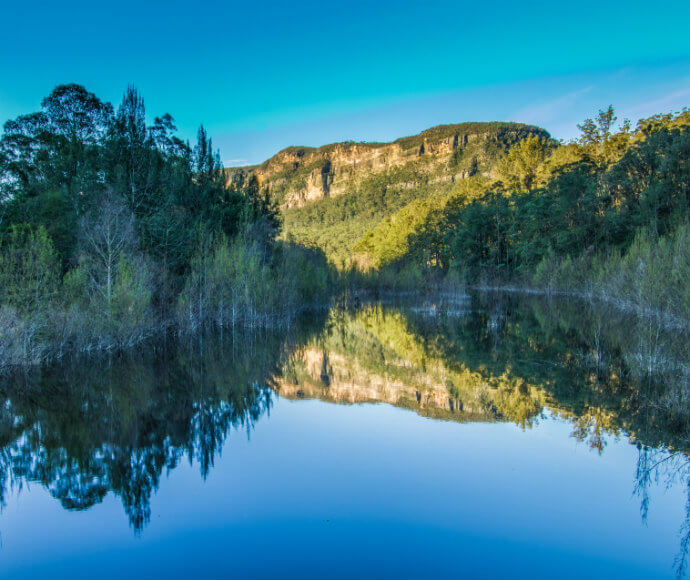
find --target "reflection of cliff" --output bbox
[275,305,545,425]
[274,347,487,422]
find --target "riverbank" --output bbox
[2,264,687,373]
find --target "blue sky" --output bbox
[1,0,689,165]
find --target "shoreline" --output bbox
[2,284,687,373]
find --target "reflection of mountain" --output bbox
[0,295,689,537]
[275,346,488,422]
[275,305,544,425]
[271,299,690,457]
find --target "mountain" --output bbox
[228,122,552,267]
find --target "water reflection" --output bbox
[1,293,690,574]
[0,331,294,531]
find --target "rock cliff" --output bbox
[228,122,551,209]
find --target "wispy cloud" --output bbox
[624,85,690,119]
[512,86,594,125]
[224,158,248,167]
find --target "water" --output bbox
[1,293,689,579]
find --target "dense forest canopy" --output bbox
[0,84,328,367]
[405,107,690,277]
[0,83,259,271]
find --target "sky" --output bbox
[1,0,689,165]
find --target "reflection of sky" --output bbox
[1,0,689,164]
[0,398,681,579]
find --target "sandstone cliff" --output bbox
[228,122,551,209]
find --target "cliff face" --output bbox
[229,122,551,209]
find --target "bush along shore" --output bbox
[0,84,335,369]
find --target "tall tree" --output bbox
[108,86,154,214]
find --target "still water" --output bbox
[1,293,689,579]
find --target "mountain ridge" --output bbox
[227,121,552,210]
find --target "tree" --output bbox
[0,112,52,197]
[577,105,617,146]
[41,84,113,145]
[242,174,281,251]
[77,193,136,307]
[149,113,177,155]
[496,135,552,193]
[0,85,113,217]
[107,86,154,214]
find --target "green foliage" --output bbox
[536,224,690,318]
[577,105,617,146]
[282,160,452,266]
[62,264,90,307]
[177,233,334,330]
[0,84,315,367]
[277,243,333,304]
[1,190,77,266]
[0,224,59,312]
[279,124,552,267]
[110,257,154,331]
[396,107,690,319]
[0,83,258,281]
[353,195,451,269]
[495,134,554,192]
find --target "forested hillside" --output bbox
[266,106,690,321]
[395,108,690,320]
[230,122,551,266]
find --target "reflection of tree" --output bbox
[404,292,690,577]
[402,293,690,450]
[2,293,690,566]
[570,412,610,454]
[633,445,690,579]
[0,321,319,532]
